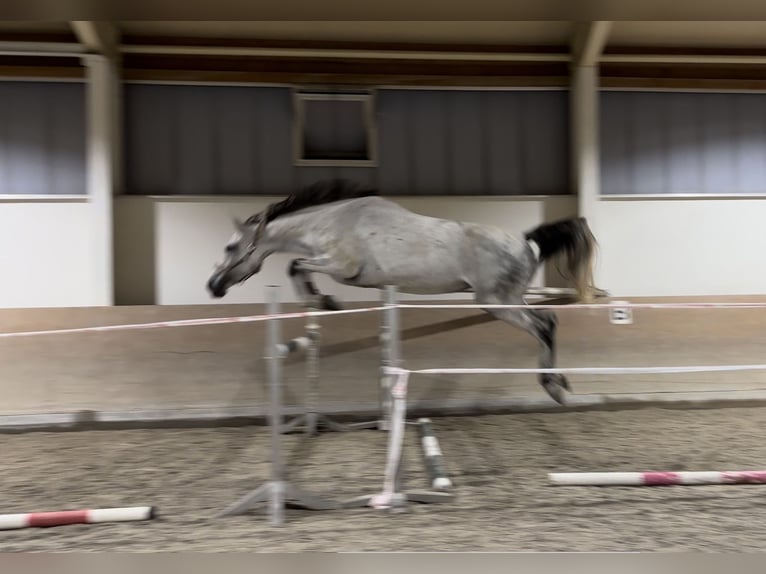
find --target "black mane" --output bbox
[245,179,379,226]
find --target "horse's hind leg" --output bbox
[288,258,354,311]
[477,293,570,404]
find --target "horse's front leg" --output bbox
[288,257,358,311]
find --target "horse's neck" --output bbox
[263,212,317,255]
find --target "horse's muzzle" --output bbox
[207,274,228,298]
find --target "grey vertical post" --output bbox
[304,315,320,435]
[381,371,409,509]
[342,287,454,510]
[266,286,285,526]
[380,285,401,431]
[280,301,378,434]
[218,285,338,523]
[378,290,390,431]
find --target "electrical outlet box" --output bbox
[609,301,633,325]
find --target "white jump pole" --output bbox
[549,470,766,486]
[418,418,453,491]
[0,506,156,530]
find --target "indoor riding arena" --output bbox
[4,20,766,553]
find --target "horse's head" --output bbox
[207,215,271,298]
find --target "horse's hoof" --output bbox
[542,379,567,405]
[321,295,343,311]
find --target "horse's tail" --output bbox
[524,216,598,302]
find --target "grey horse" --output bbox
[207,180,599,404]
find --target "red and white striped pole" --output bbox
[0,506,156,530]
[549,471,766,486]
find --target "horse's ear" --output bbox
[232,217,247,232]
[253,207,271,240]
[254,217,268,241]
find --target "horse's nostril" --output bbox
[207,274,225,295]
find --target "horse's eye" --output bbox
[225,244,236,253]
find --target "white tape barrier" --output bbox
[385,364,766,376]
[3,299,766,340]
[0,306,385,340]
[397,302,766,311]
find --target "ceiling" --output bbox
[2,21,766,51]
[121,21,766,51]
[3,21,766,89]
[608,21,766,49]
[118,21,575,46]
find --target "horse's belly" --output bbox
[358,262,470,294]
[349,219,472,293]
[396,280,472,295]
